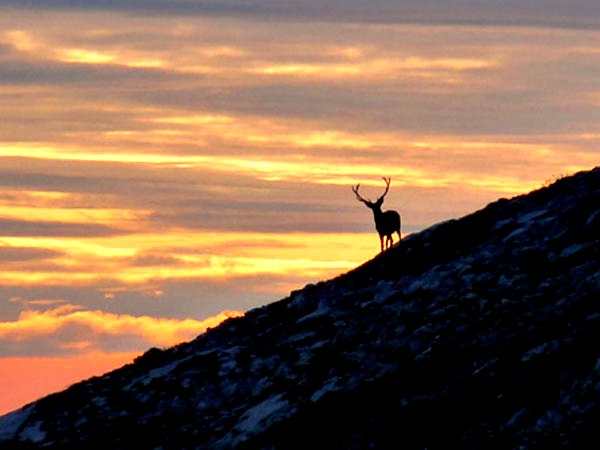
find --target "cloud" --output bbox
[0,1,261,17]
[0,245,63,262]
[1,1,599,29]
[130,252,186,267]
[0,58,184,88]
[1,14,597,145]
[0,305,244,357]
[0,218,126,237]
[0,167,179,200]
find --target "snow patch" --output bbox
[521,340,563,362]
[584,209,600,229]
[218,394,295,447]
[236,394,289,434]
[311,377,341,402]
[0,405,33,441]
[19,420,46,443]
[146,359,185,380]
[123,356,192,391]
[297,298,331,323]
[504,226,528,243]
[372,280,399,304]
[559,243,589,259]
[518,209,548,224]
[492,218,514,231]
[405,270,441,294]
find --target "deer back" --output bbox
[375,210,401,236]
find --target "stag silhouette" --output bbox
[353,177,401,252]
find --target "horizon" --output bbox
[1,1,600,414]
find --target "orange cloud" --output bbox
[2,29,168,70]
[0,307,244,355]
[249,56,496,81]
[0,232,375,289]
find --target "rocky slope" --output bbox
[1,167,599,449]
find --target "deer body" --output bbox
[353,177,402,252]
[374,208,401,251]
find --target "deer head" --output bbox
[352,177,392,212]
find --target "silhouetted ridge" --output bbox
[1,167,598,449]
[351,167,600,282]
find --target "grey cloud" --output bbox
[131,81,593,137]
[0,167,186,199]
[0,0,257,16]
[0,324,151,357]
[1,1,599,29]
[0,286,96,321]
[130,253,185,267]
[158,210,344,233]
[0,218,127,237]
[0,59,188,87]
[144,177,354,233]
[156,200,350,234]
[154,275,301,317]
[0,170,118,193]
[0,246,63,262]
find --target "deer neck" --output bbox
[372,207,384,221]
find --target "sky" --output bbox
[0,0,599,414]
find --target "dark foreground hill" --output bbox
[1,168,599,449]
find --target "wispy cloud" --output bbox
[2,1,600,29]
[0,305,243,357]
[0,245,63,263]
[0,218,126,237]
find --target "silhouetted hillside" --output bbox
[1,167,599,449]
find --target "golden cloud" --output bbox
[0,306,244,352]
[249,56,496,81]
[0,231,373,288]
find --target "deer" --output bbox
[352,177,401,252]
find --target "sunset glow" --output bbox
[0,352,139,416]
[1,1,599,415]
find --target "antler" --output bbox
[352,183,370,204]
[377,177,391,202]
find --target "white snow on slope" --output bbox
[0,405,34,441]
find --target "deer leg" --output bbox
[379,235,384,252]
